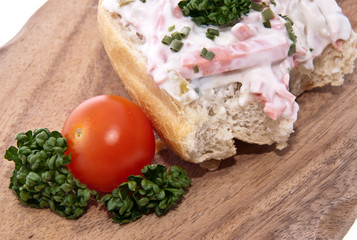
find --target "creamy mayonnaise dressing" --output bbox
[102,0,352,121]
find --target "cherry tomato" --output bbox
[62,95,155,192]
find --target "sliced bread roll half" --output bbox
[97,0,357,167]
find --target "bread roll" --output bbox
[97,0,357,167]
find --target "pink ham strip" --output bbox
[264,103,286,120]
[248,56,296,120]
[333,39,343,51]
[231,23,256,41]
[179,33,290,80]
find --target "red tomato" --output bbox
[62,95,155,192]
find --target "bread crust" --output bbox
[98,1,194,161]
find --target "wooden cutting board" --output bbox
[0,0,356,239]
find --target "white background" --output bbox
[0,1,356,239]
[0,0,48,46]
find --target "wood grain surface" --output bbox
[0,0,356,239]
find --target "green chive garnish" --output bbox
[263,20,271,28]
[206,34,215,40]
[288,43,296,56]
[161,35,173,45]
[262,8,275,21]
[200,48,208,57]
[285,22,296,42]
[193,64,199,74]
[168,25,175,32]
[200,48,215,61]
[251,2,264,12]
[207,28,219,36]
[171,31,183,40]
[170,39,184,52]
[205,51,215,61]
[180,26,191,38]
[119,0,134,7]
[279,14,297,56]
[206,28,219,40]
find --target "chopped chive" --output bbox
[280,14,297,44]
[171,31,182,40]
[205,51,215,61]
[206,33,216,40]
[279,14,294,26]
[263,20,271,28]
[168,25,175,32]
[170,39,184,52]
[262,8,275,21]
[287,30,296,42]
[200,48,208,58]
[270,0,276,6]
[180,26,191,38]
[119,0,134,7]
[200,48,215,61]
[207,28,219,36]
[193,64,199,74]
[285,22,296,42]
[251,2,264,12]
[285,21,292,30]
[161,35,173,45]
[288,43,296,56]
[206,28,219,40]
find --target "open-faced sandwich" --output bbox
[97,0,357,169]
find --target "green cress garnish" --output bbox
[100,164,191,224]
[5,129,192,223]
[178,0,251,26]
[4,128,98,219]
